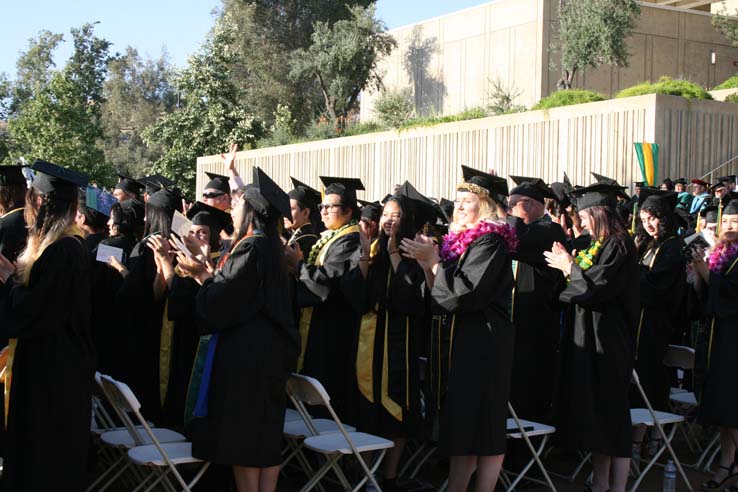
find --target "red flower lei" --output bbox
[708,241,738,274]
[440,220,518,263]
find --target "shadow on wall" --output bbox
[403,26,446,117]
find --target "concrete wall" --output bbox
[360,0,738,122]
[198,95,738,202]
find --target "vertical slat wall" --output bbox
[197,94,738,201]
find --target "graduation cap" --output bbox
[288,177,321,212]
[204,172,230,194]
[242,166,291,221]
[568,183,625,211]
[380,194,393,205]
[637,189,678,210]
[119,198,145,223]
[459,165,508,201]
[358,199,382,222]
[438,197,455,224]
[147,188,180,213]
[139,174,175,195]
[674,178,687,186]
[85,186,117,217]
[717,175,736,184]
[115,174,145,196]
[0,165,28,187]
[186,201,233,235]
[703,205,719,224]
[691,178,709,187]
[633,181,646,188]
[710,182,727,193]
[589,172,630,200]
[31,160,89,202]
[319,176,365,211]
[509,175,558,204]
[393,181,442,232]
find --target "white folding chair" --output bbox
[501,404,558,492]
[98,374,210,492]
[287,374,394,492]
[630,369,693,492]
[88,373,188,492]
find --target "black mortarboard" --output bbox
[0,165,27,187]
[568,183,625,211]
[438,198,455,224]
[509,175,558,204]
[205,172,230,194]
[633,181,646,188]
[703,205,719,224]
[724,200,738,215]
[115,174,145,196]
[358,199,382,222]
[139,174,175,195]
[674,178,687,185]
[589,172,630,199]
[718,175,736,184]
[710,182,727,193]
[187,201,233,235]
[381,194,393,205]
[392,181,441,231]
[288,177,321,211]
[31,160,89,202]
[86,186,117,217]
[460,165,508,200]
[242,166,291,221]
[319,176,365,211]
[638,189,678,210]
[550,182,571,208]
[147,188,180,213]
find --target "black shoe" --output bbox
[701,462,738,492]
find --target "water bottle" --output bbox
[663,459,677,492]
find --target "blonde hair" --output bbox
[16,190,77,286]
[451,192,505,231]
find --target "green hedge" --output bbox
[531,90,606,110]
[715,74,738,90]
[616,77,712,100]
[726,93,738,104]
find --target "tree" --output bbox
[10,30,64,114]
[142,14,265,195]
[289,5,396,124]
[101,47,177,177]
[554,0,640,90]
[5,24,112,183]
[712,2,738,46]
[220,0,374,130]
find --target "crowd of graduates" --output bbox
[0,146,737,492]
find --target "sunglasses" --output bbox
[318,203,343,213]
[203,191,227,199]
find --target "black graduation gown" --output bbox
[162,272,202,431]
[555,237,639,458]
[90,235,135,379]
[432,232,515,456]
[699,251,738,428]
[84,232,107,254]
[0,208,27,264]
[631,237,686,411]
[507,215,567,422]
[348,254,425,438]
[297,230,362,424]
[288,222,320,257]
[189,236,299,466]
[115,236,166,422]
[0,236,95,491]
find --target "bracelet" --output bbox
[388,249,399,255]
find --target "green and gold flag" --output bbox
[634,142,659,187]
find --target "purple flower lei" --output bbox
[440,220,518,263]
[708,241,738,274]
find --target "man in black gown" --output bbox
[506,177,567,426]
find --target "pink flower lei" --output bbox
[707,241,738,274]
[440,220,518,263]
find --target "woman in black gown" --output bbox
[400,166,517,492]
[0,160,95,491]
[545,183,639,492]
[176,168,299,492]
[352,182,428,490]
[690,200,738,492]
[631,191,686,459]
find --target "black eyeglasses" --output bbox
[203,191,226,199]
[318,203,343,213]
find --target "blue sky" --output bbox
[0,0,489,79]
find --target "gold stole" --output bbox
[296,224,360,372]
